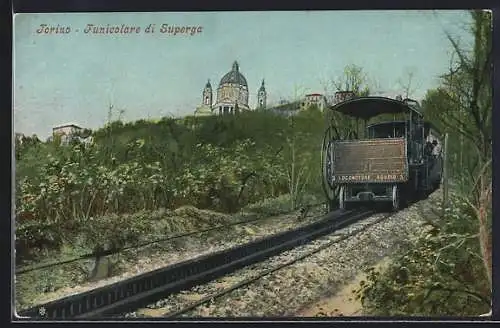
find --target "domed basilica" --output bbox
[195,61,267,116]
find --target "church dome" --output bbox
[219,61,248,87]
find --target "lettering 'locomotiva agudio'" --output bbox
[333,174,406,182]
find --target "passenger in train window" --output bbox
[431,140,441,156]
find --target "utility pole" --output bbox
[442,133,449,212]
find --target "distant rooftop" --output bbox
[53,122,83,130]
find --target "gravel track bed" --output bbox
[128,212,389,318]
[21,205,327,309]
[128,192,439,318]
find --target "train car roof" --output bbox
[329,96,423,120]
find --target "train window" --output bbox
[394,126,405,137]
[367,122,407,139]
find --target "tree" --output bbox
[422,11,492,290]
[330,64,371,96]
[397,67,420,99]
[321,64,375,141]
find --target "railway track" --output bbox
[16,201,326,275]
[146,212,393,318]
[17,208,375,320]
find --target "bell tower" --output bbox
[195,79,214,117]
[203,79,213,106]
[257,79,267,109]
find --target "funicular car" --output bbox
[321,96,443,211]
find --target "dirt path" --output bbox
[297,258,391,317]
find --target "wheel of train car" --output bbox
[321,147,335,195]
[321,127,335,190]
[321,126,336,206]
[391,184,400,211]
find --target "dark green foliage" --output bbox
[15,109,327,260]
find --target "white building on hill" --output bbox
[300,93,328,111]
[52,122,88,144]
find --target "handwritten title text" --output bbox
[35,24,204,36]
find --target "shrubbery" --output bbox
[15,110,327,261]
[356,195,491,316]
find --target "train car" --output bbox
[321,96,443,211]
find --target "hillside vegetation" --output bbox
[15,107,327,262]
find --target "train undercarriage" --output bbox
[338,183,402,211]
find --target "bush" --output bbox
[355,195,491,316]
[15,110,328,260]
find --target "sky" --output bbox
[13,10,473,139]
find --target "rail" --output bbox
[16,202,327,275]
[17,208,374,320]
[164,210,391,318]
